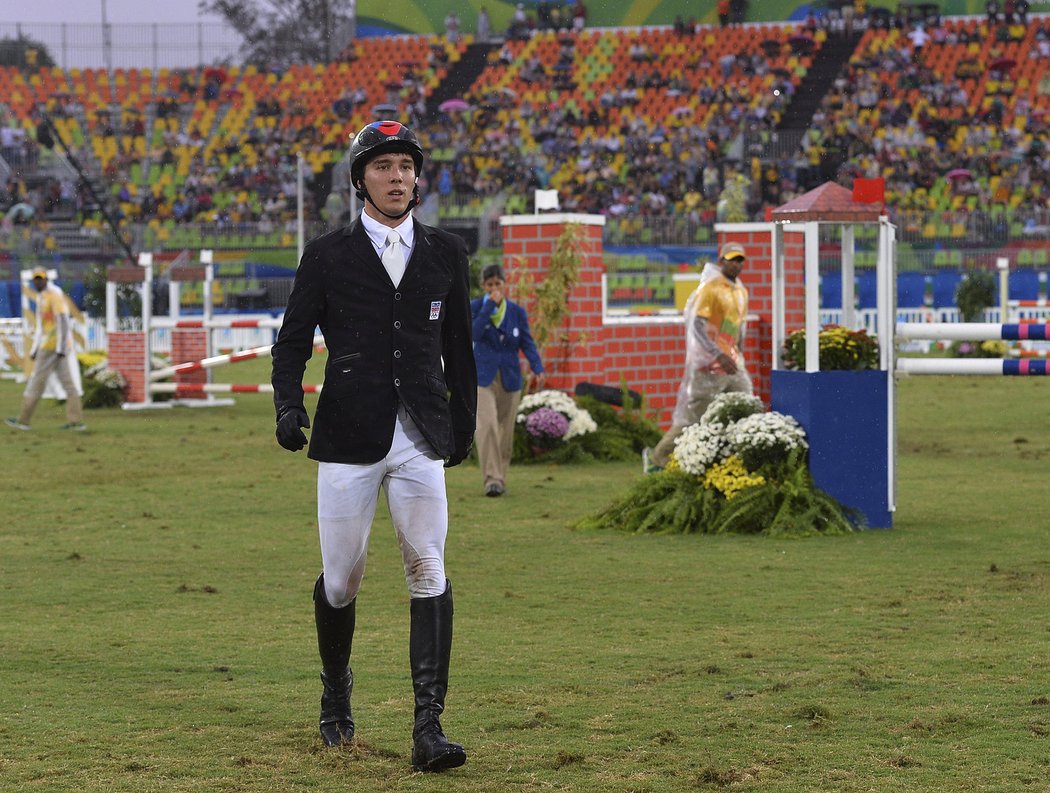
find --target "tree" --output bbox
[198,0,355,65]
[0,35,56,69]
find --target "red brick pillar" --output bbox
[499,214,606,392]
[171,329,209,388]
[106,265,150,405]
[109,331,148,404]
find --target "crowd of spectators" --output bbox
[506,0,588,41]
[4,6,1050,257]
[796,13,1050,224]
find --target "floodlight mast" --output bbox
[36,107,136,263]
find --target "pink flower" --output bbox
[525,407,569,446]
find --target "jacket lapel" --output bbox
[342,218,390,285]
[406,219,433,281]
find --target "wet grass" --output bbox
[1,365,1049,791]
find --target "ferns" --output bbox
[575,462,857,538]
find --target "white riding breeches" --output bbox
[317,406,449,607]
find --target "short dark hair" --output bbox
[481,264,505,282]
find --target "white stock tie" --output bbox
[382,230,406,287]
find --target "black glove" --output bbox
[444,438,472,469]
[276,407,310,452]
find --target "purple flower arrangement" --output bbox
[524,407,570,448]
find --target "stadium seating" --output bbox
[2,10,1049,273]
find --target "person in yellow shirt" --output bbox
[5,268,85,431]
[646,242,752,470]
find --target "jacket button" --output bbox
[394,350,402,359]
[394,378,401,386]
[394,320,401,329]
[394,292,402,301]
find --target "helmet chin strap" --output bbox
[358,184,420,221]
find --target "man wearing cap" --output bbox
[271,121,476,772]
[646,242,752,470]
[5,268,85,432]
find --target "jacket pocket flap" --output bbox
[426,374,448,396]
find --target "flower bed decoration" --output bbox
[524,406,570,450]
[574,392,858,536]
[512,389,662,463]
[781,325,879,371]
[78,352,127,409]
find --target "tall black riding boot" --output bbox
[314,574,356,747]
[409,580,467,772]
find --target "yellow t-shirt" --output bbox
[694,274,747,360]
[34,286,70,353]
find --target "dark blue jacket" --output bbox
[470,296,544,391]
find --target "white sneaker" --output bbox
[4,417,30,431]
[642,447,663,474]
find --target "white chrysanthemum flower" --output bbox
[700,392,765,427]
[564,410,598,440]
[673,421,732,476]
[517,389,596,438]
[727,411,808,469]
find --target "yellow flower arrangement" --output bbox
[782,325,879,371]
[702,454,766,500]
[980,340,1008,356]
[77,351,108,369]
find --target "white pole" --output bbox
[876,221,891,369]
[878,217,897,518]
[203,265,214,327]
[168,281,180,320]
[771,222,785,370]
[897,322,1005,340]
[138,252,153,406]
[201,248,214,361]
[297,152,305,263]
[106,281,117,333]
[101,0,112,73]
[841,224,855,329]
[997,256,1010,323]
[897,358,1011,375]
[804,221,820,372]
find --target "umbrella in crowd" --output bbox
[946,168,972,180]
[761,38,783,55]
[438,98,471,113]
[4,203,35,223]
[370,103,398,117]
[989,57,1017,72]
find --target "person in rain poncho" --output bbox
[647,242,752,469]
[5,268,85,431]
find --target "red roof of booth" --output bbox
[771,181,883,222]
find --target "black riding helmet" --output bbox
[348,120,424,220]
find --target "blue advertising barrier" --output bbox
[770,369,892,529]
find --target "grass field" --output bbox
[2,361,1049,792]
